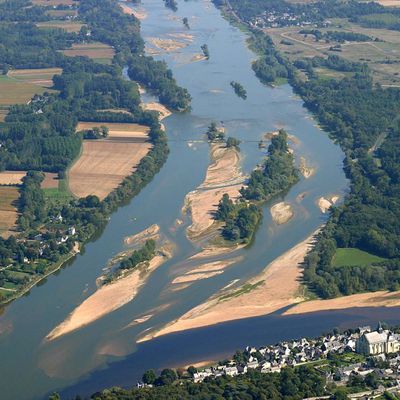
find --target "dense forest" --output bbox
[0,0,188,302]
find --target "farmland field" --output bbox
[0,186,19,238]
[8,68,62,88]
[36,20,84,33]
[69,122,151,199]
[266,21,400,85]
[62,43,115,63]
[332,248,386,267]
[75,122,150,139]
[0,75,50,106]
[0,171,26,185]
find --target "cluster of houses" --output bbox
[191,324,400,384]
[247,11,332,29]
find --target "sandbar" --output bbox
[270,202,294,225]
[285,291,400,315]
[138,231,318,342]
[46,246,172,341]
[124,224,160,246]
[317,195,339,213]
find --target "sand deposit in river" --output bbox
[184,143,245,240]
[138,231,319,342]
[317,195,340,213]
[270,202,294,225]
[46,243,173,341]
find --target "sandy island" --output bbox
[318,195,340,213]
[46,243,173,341]
[270,202,294,225]
[184,144,245,240]
[124,224,160,247]
[138,231,318,342]
[171,258,242,285]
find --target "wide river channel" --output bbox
[1,1,400,399]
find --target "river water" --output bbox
[0,1,399,399]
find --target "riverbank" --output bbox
[285,291,400,315]
[46,243,173,341]
[138,230,318,342]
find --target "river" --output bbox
[0,1,399,399]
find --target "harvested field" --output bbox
[41,173,59,189]
[62,43,115,63]
[0,171,26,185]
[36,21,84,33]
[75,122,149,139]
[0,186,19,238]
[0,75,50,106]
[8,68,62,88]
[68,123,152,199]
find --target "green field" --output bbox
[333,248,386,267]
[43,178,73,204]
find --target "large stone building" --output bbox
[356,325,400,356]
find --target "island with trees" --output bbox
[230,80,247,99]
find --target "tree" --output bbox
[187,366,197,377]
[226,137,241,148]
[142,369,157,385]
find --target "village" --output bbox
[135,324,400,398]
[185,324,400,393]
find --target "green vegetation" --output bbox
[241,130,299,201]
[299,29,373,43]
[182,17,190,29]
[201,44,210,59]
[230,80,247,99]
[163,0,178,12]
[206,122,224,141]
[78,365,326,400]
[333,248,387,268]
[103,240,156,283]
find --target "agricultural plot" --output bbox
[0,171,26,185]
[266,21,400,85]
[62,43,115,64]
[8,68,62,88]
[36,20,84,33]
[69,122,151,200]
[333,248,386,267]
[0,186,20,238]
[0,75,49,106]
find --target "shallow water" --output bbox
[0,1,391,399]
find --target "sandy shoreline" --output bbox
[285,291,400,315]
[46,245,172,341]
[138,231,318,342]
[317,195,339,213]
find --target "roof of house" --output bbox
[364,331,388,344]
